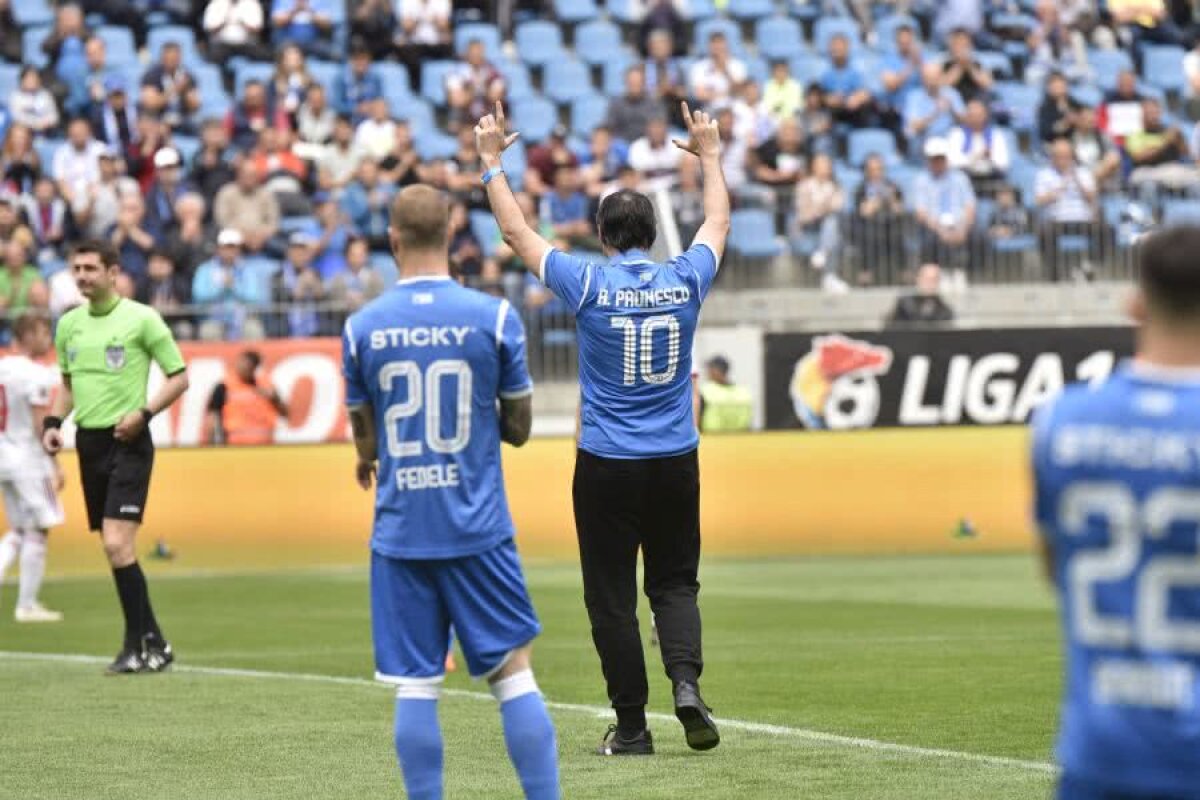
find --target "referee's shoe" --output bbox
[107,634,175,675]
[674,682,720,751]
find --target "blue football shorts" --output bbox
[1058,774,1200,800]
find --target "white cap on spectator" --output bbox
[217,228,244,247]
[154,147,181,169]
[923,137,949,159]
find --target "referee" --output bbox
[477,102,730,755]
[43,241,189,674]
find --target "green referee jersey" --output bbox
[55,298,186,429]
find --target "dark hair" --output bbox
[69,239,120,268]
[344,234,367,256]
[596,190,656,253]
[162,41,180,52]
[1138,226,1200,319]
[149,248,174,262]
[239,350,263,370]
[12,310,50,341]
[19,65,39,80]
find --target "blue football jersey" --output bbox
[541,244,717,459]
[342,276,533,560]
[1033,363,1200,797]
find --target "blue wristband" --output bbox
[482,166,505,185]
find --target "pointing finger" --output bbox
[680,100,692,127]
[495,100,506,127]
[504,132,521,147]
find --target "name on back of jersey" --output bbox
[370,326,472,349]
[1050,424,1200,473]
[396,463,461,492]
[598,286,691,308]
[1092,658,1194,710]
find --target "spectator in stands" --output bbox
[317,115,364,193]
[798,85,834,156]
[1109,0,1197,56]
[192,228,269,340]
[53,116,107,219]
[90,76,138,153]
[137,250,191,328]
[77,149,128,239]
[1026,0,1089,87]
[941,28,993,105]
[905,63,965,155]
[1071,103,1122,187]
[305,192,350,280]
[762,60,803,126]
[204,0,271,64]
[395,0,453,88]
[1039,73,1074,144]
[109,193,156,282]
[163,192,213,278]
[628,114,681,192]
[794,153,846,292]
[1036,137,1101,281]
[886,263,955,327]
[327,235,384,312]
[607,66,663,145]
[0,196,32,254]
[879,23,924,133]
[819,34,875,129]
[447,199,488,284]
[540,165,598,250]
[714,106,749,196]
[190,119,236,212]
[214,158,281,254]
[21,176,67,268]
[126,113,170,192]
[750,117,806,211]
[493,190,553,309]
[44,4,89,98]
[273,231,325,337]
[444,127,488,211]
[353,97,397,163]
[65,36,115,118]
[340,158,395,251]
[731,80,775,145]
[643,30,687,108]
[227,80,290,153]
[297,84,336,146]
[9,68,59,138]
[670,156,704,245]
[579,126,629,197]
[638,0,686,56]
[140,42,201,136]
[445,39,505,131]
[852,153,906,285]
[271,0,335,59]
[269,44,314,122]
[0,241,46,318]
[1,124,41,197]
[911,137,976,283]
[350,0,395,61]
[987,185,1031,247]
[144,147,189,239]
[0,0,20,65]
[1099,70,1145,145]
[525,125,579,196]
[1127,97,1194,189]
[334,41,384,124]
[251,128,308,200]
[379,121,423,187]
[947,99,1010,193]
[689,31,747,106]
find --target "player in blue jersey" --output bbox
[1033,226,1200,800]
[476,101,729,755]
[342,184,559,800]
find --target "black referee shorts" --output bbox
[75,427,155,532]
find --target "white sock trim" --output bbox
[377,673,444,700]
[490,670,539,704]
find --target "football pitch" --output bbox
[3,554,1062,799]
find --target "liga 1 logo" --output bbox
[789,334,893,430]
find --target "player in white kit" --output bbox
[0,312,65,622]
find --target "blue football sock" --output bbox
[393,696,443,800]
[493,671,559,800]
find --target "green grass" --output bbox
[2,555,1063,799]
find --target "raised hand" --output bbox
[475,101,521,167]
[672,101,721,158]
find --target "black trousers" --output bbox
[573,448,703,715]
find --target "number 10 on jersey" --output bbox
[611,315,682,386]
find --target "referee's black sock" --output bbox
[112,562,162,649]
[615,707,647,737]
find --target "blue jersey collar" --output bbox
[609,249,655,267]
[1125,358,1200,385]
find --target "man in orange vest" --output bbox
[206,349,289,445]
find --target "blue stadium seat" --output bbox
[876,14,921,51]
[745,56,769,87]
[1070,84,1103,109]
[12,0,53,29]
[416,130,459,160]
[543,58,594,105]
[693,17,745,57]
[756,16,805,62]
[1089,48,1134,91]
[729,209,785,259]
[21,25,50,68]
[308,61,340,92]
[419,60,459,106]
[602,52,637,97]
[1162,198,1200,226]
[97,26,136,67]
[975,50,1013,79]
[994,82,1042,134]
[514,21,566,67]
[147,25,197,62]
[36,138,62,171]
[606,0,639,24]
[172,134,200,166]
[574,19,624,66]
[369,253,399,284]
[683,0,717,20]
[1008,159,1040,207]
[389,97,435,133]
[1143,45,1186,93]
[234,61,274,97]
[847,128,898,167]
[454,22,502,59]
[375,62,413,99]
[496,59,534,102]
[728,0,774,20]
[511,96,558,143]
[552,0,599,24]
[814,16,861,55]
[501,138,527,189]
[790,54,829,85]
[469,211,501,257]
[0,64,20,99]
[571,94,609,136]
[789,0,821,23]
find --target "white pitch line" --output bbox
[0,650,1057,775]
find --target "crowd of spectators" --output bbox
[0,0,1195,342]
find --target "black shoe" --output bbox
[674,682,720,751]
[141,635,174,673]
[106,646,147,675]
[596,725,654,756]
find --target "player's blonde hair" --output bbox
[389,185,450,251]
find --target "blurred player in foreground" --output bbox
[1033,226,1200,800]
[342,185,558,799]
[478,100,728,755]
[43,241,189,674]
[0,312,65,622]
